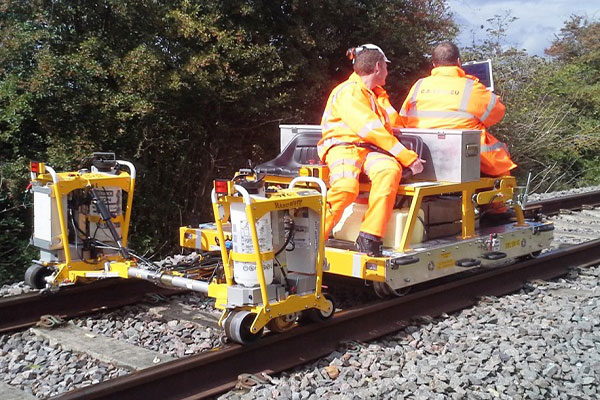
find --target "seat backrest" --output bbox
[294,134,321,164]
[255,132,321,176]
[256,131,426,178]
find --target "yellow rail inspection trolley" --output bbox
[29,124,555,344]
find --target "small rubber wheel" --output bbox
[301,295,335,323]
[24,264,52,289]
[224,311,263,344]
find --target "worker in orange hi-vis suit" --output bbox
[318,44,425,257]
[399,41,517,177]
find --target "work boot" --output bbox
[355,232,383,257]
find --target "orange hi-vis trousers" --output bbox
[324,145,402,238]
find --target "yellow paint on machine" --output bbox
[179,226,226,251]
[505,239,521,249]
[436,259,456,269]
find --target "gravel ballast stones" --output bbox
[71,294,222,357]
[0,281,34,298]
[2,187,600,399]
[219,265,600,399]
[528,185,600,202]
[0,330,128,399]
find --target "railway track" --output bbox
[3,190,599,335]
[50,237,600,400]
[0,279,180,334]
[2,190,600,399]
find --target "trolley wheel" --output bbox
[300,294,335,323]
[224,311,263,344]
[266,312,298,333]
[373,281,411,298]
[24,264,52,289]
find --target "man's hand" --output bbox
[408,158,426,175]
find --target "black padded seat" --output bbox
[256,132,424,179]
[256,132,322,177]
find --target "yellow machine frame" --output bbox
[31,162,135,285]
[202,165,542,290]
[208,177,332,334]
[296,165,526,250]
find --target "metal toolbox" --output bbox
[279,124,321,151]
[396,128,481,183]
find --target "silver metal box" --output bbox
[279,125,481,183]
[227,284,286,307]
[32,185,67,250]
[279,124,321,151]
[396,128,481,183]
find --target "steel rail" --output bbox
[527,190,600,215]
[4,190,598,334]
[53,238,600,400]
[0,279,180,333]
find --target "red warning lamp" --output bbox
[30,161,45,174]
[214,179,229,194]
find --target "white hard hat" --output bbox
[355,44,391,63]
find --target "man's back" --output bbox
[400,66,505,131]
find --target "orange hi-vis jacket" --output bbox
[400,66,517,176]
[373,86,401,127]
[318,72,417,167]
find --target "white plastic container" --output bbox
[332,203,424,249]
[230,200,274,287]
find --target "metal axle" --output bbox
[128,267,209,294]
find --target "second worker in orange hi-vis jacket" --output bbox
[318,44,424,257]
[399,41,517,177]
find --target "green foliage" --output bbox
[0,159,37,286]
[0,0,456,282]
[461,13,600,192]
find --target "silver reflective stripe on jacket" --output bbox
[481,141,508,153]
[402,109,477,120]
[458,79,474,112]
[363,152,394,175]
[323,120,350,131]
[388,142,406,157]
[480,93,498,124]
[357,119,384,138]
[384,105,398,124]
[410,79,423,104]
[328,158,362,170]
[331,81,357,105]
[321,81,358,125]
[317,137,352,155]
[329,170,360,184]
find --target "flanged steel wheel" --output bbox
[518,250,543,261]
[266,312,298,333]
[224,310,263,344]
[24,264,52,289]
[373,281,410,298]
[300,294,335,323]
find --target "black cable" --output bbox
[275,224,295,256]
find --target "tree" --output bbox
[546,15,600,67]
[461,13,600,192]
[0,0,456,284]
